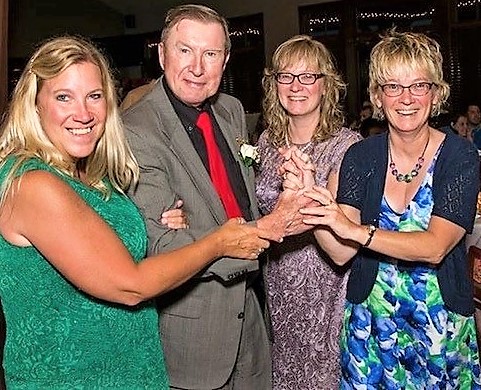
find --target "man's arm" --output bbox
[124,109,260,282]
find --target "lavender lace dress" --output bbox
[255,128,361,389]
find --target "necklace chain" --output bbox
[285,134,312,154]
[388,134,430,183]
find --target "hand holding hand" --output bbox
[159,199,188,229]
[257,188,315,237]
[215,217,280,260]
[300,186,355,240]
[278,147,315,191]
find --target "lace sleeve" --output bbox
[433,138,480,233]
[336,141,370,210]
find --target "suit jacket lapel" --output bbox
[155,82,228,223]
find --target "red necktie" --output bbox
[196,111,242,218]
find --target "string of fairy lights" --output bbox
[144,0,481,40]
[458,0,481,7]
[308,0,481,29]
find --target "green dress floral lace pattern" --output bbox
[340,148,481,389]
[0,157,169,389]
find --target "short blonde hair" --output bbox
[368,29,450,120]
[262,35,346,147]
[0,35,138,204]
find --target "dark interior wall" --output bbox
[9,0,124,58]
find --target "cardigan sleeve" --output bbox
[336,135,385,224]
[336,141,368,210]
[432,135,480,234]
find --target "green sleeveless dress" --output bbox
[0,157,169,389]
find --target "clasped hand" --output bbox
[266,146,318,236]
[277,146,353,239]
[278,146,316,191]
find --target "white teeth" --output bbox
[68,127,92,135]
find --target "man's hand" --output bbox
[256,188,315,238]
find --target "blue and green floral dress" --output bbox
[340,148,481,389]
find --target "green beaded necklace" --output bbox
[388,134,430,183]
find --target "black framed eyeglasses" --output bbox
[380,82,435,97]
[275,72,324,85]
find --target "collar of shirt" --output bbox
[162,77,213,131]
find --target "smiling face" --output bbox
[36,61,107,162]
[373,66,438,135]
[276,61,325,122]
[158,18,229,107]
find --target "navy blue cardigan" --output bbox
[337,131,480,316]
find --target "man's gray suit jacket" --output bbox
[122,79,268,389]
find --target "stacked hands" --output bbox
[278,146,356,242]
[160,145,358,262]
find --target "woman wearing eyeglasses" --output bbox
[296,30,481,388]
[254,35,361,389]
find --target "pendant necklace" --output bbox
[388,133,430,183]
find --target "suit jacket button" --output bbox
[237,312,245,319]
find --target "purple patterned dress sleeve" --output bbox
[255,131,284,215]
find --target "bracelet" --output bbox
[363,225,376,247]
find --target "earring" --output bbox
[375,106,385,121]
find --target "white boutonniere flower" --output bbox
[237,138,260,168]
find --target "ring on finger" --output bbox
[282,173,288,180]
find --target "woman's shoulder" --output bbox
[332,126,362,140]
[343,131,386,155]
[0,156,54,177]
[257,129,275,149]
[440,130,478,161]
[328,127,363,147]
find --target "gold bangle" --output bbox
[363,225,376,247]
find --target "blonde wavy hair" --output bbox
[262,35,346,148]
[0,35,139,204]
[368,29,450,120]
